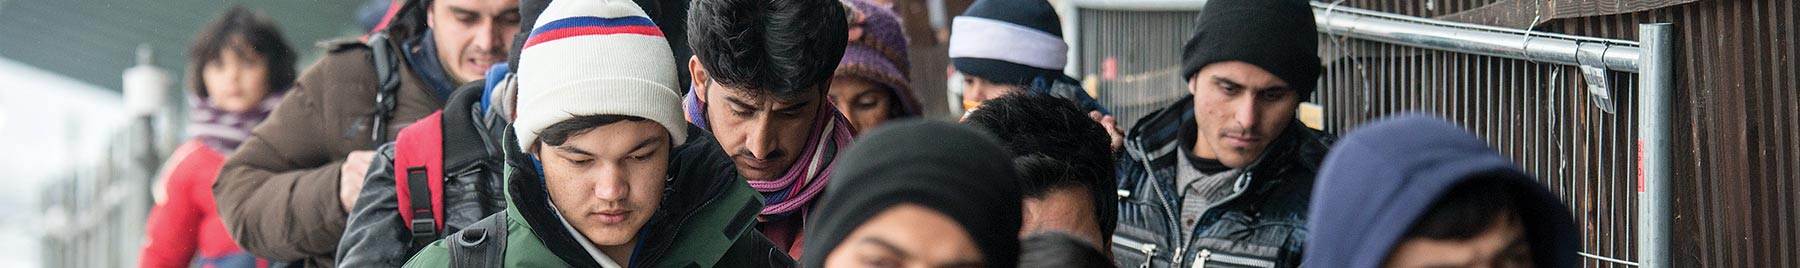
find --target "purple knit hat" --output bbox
[836,0,919,117]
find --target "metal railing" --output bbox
[38,116,166,268]
[1067,1,1673,267]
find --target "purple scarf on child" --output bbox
[683,89,855,218]
[188,93,283,154]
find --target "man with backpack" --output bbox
[403,1,789,267]
[213,0,519,266]
[335,79,509,267]
[332,0,694,266]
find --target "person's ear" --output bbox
[422,3,436,29]
[1186,74,1202,96]
[688,56,708,98]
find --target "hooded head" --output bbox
[1304,114,1578,268]
[803,120,1022,268]
[831,0,920,133]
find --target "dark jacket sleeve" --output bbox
[723,230,797,268]
[214,51,366,263]
[336,144,412,267]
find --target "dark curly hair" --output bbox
[686,0,848,100]
[963,92,1118,239]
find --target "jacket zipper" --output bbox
[1113,235,1159,268]
[1194,249,1277,268]
[1176,170,1252,266]
[1128,139,1186,267]
[1146,136,1263,267]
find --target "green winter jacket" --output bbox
[403,125,793,268]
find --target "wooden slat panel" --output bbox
[1549,0,1800,267]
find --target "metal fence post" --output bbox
[1635,22,1674,268]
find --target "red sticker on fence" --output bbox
[1635,140,1645,193]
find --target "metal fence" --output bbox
[37,104,181,268]
[1068,1,1673,267]
[38,116,167,268]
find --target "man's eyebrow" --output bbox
[1213,75,1289,91]
[630,134,665,153]
[772,98,813,113]
[724,96,759,110]
[554,145,592,156]
[448,6,479,15]
[1212,75,1243,89]
[859,237,912,259]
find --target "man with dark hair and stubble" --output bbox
[963,93,1117,258]
[681,0,853,259]
[1111,0,1336,267]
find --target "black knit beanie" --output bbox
[802,119,1022,268]
[1181,0,1321,96]
[950,0,1068,86]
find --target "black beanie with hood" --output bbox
[801,119,1023,268]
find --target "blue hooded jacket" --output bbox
[1303,114,1579,268]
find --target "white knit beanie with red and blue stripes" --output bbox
[513,0,684,150]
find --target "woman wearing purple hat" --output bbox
[829,0,921,134]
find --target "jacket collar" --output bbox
[402,30,458,102]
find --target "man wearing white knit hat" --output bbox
[402,1,791,267]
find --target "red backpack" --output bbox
[389,79,498,251]
[394,111,447,250]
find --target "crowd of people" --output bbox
[140,0,1581,267]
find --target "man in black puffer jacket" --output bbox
[1111,0,1334,267]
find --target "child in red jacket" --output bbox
[139,6,292,268]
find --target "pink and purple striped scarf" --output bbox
[187,94,283,155]
[683,90,855,218]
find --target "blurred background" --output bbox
[0,1,375,266]
[4,0,1798,267]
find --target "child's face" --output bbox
[202,41,271,113]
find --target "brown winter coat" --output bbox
[212,25,446,268]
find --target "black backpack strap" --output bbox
[405,166,437,251]
[368,32,403,145]
[449,212,508,268]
